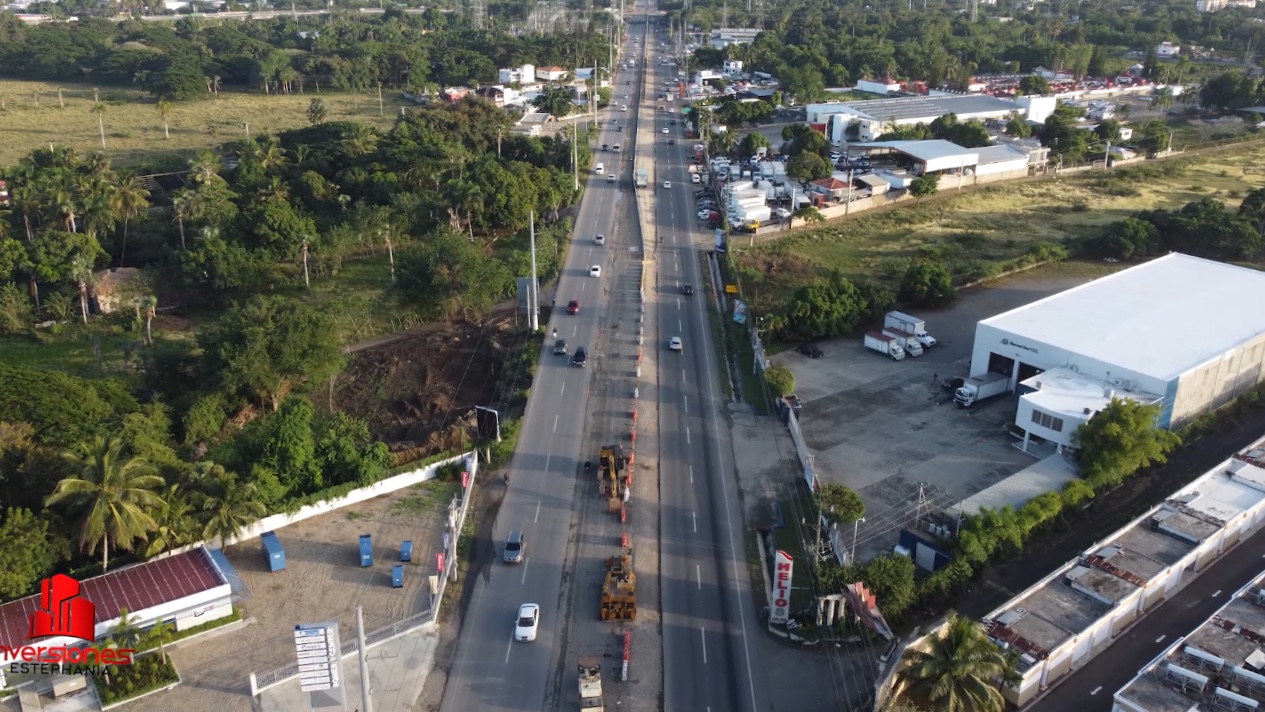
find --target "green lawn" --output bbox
[733,144,1265,313]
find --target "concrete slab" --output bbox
[258,625,438,712]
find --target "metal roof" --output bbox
[981,253,1265,381]
[973,144,1031,165]
[850,139,979,166]
[830,94,1020,122]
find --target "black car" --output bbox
[798,343,825,358]
[572,346,588,367]
[940,376,965,391]
[682,284,695,295]
[667,139,675,145]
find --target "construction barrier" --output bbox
[620,504,626,523]
[622,630,631,682]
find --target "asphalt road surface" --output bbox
[646,19,765,712]
[437,20,650,712]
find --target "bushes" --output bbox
[765,365,795,397]
[93,653,179,705]
[898,262,956,307]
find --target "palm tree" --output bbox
[91,101,108,149]
[1152,87,1174,112]
[141,295,157,346]
[145,619,175,663]
[112,172,150,267]
[172,192,189,250]
[897,611,1019,712]
[187,151,222,186]
[45,437,165,572]
[197,469,266,549]
[109,608,144,650]
[144,484,197,556]
[69,254,94,325]
[156,100,173,140]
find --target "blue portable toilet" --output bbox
[261,531,285,572]
[391,565,404,588]
[359,534,373,567]
[400,540,413,562]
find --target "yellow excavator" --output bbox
[599,552,636,621]
[597,444,628,514]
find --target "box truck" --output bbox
[883,311,937,348]
[882,330,923,357]
[864,331,905,360]
[955,373,1009,407]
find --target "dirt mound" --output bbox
[334,317,515,462]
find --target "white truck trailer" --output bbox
[634,167,648,189]
[863,331,906,360]
[578,657,604,710]
[882,330,923,357]
[955,372,1009,407]
[883,311,937,348]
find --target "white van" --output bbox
[595,163,605,175]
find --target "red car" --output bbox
[566,300,580,314]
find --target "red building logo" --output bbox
[28,574,96,643]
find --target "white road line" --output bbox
[682,369,686,383]
[561,382,566,396]
[684,396,688,413]
[534,500,541,523]
[1090,686,1102,696]
[572,325,578,337]
[692,511,697,532]
[689,465,693,484]
[1213,589,1223,597]
[677,298,681,309]
[679,319,683,331]
[505,639,513,663]
[686,427,691,445]
[1156,634,1166,643]
[553,414,559,432]
[700,627,707,664]
[697,564,701,589]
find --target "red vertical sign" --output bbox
[436,552,445,574]
[461,471,469,488]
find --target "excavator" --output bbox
[597,444,628,514]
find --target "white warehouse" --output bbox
[805,94,1057,143]
[968,253,1265,450]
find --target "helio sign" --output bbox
[770,550,793,625]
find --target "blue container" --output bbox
[391,564,404,588]
[261,531,285,572]
[400,540,413,562]
[359,534,373,567]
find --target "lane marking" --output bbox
[553,414,559,433]
[697,564,701,589]
[689,465,694,484]
[700,627,707,664]
[1090,686,1102,696]
[505,639,513,663]
[693,511,697,533]
[686,426,691,445]
[679,319,683,331]
[1156,634,1166,643]
[1213,589,1223,597]
[677,298,681,310]
[684,396,688,413]
[521,559,530,584]
[561,382,566,397]
[534,500,541,523]
[682,369,686,384]
[544,454,551,471]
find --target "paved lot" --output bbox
[124,480,456,712]
[774,267,1103,561]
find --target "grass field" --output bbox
[733,144,1265,313]
[0,79,413,167]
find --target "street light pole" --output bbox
[851,517,866,565]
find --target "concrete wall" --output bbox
[1015,395,1088,448]
[1170,330,1265,428]
[974,157,1030,177]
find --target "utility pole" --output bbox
[572,123,580,190]
[356,606,373,712]
[529,210,539,332]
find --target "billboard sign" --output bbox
[770,550,793,625]
[294,622,341,692]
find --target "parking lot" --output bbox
[772,264,1116,561]
[124,480,458,712]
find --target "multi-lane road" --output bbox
[437,16,652,712]
[440,10,766,712]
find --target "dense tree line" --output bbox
[1088,191,1265,262]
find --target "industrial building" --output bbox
[1113,552,1265,712]
[805,94,1057,142]
[847,139,1044,179]
[0,547,235,665]
[982,441,1265,707]
[968,253,1265,449]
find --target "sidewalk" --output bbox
[258,624,439,712]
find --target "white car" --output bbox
[594,234,606,245]
[697,209,713,220]
[669,337,683,351]
[590,265,602,278]
[515,603,539,642]
[662,128,669,134]
[662,181,671,189]
[775,207,792,219]
[606,174,616,183]
[691,174,701,184]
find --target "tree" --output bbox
[109,608,144,650]
[307,98,328,125]
[145,619,175,664]
[197,296,343,412]
[111,172,150,267]
[898,611,1018,712]
[532,86,575,118]
[1240,188,1265,236]
[1005,114,1031,138]
[156,100,172,140]
[738,131,772,158]
[786,152,832,183]
[909,173,940,202]
[817,483,864,524]
[1075,399,1180,489]
[394,231,512,320]
[1200,71,1257,112]
[0,507,70,600]
[1152,87,1174,112]
[197,468,266,548]
[45,437,164,571]
[1092,217,1157,260]
[858,553,916,617]
[764,364,795,397]
[143,484,197,557]
[1093,119,1122,142]
[68,254,94,325]
[1017,75,1051,96]
[91,101,107,149]
[898,261,956,307]
[784,281,867,339]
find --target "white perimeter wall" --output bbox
[975,156,1029,177]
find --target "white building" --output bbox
[856,78,903,95]
[808,94,1034,142]
[722,60,744,75]
[969,253,1265,447]
[1198,0,1257,11]
[535,66,568,82]
[0,548,234,666]
[1155,41,1182,58]
[499,63,535,84]
[710,27,760,48]
[983,440,1265,707]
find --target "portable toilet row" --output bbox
[261,531,285,572]
[359,534,373,567]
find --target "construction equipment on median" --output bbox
[599,552,636,621]
[597,444,629,514]
[577,656,605,710]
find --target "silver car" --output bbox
[504,531,525,563]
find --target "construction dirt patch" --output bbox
[333,316,520,464]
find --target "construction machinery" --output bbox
[577,656,604,710]
[597,444,628,514]
[599,553,636,621]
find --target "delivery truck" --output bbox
[863,331,905,360]
[955,372,1009,408]
[635,167,649,189]
[882,330,923,357]
[883,311,937,348]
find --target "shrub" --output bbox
[764,365,795,397]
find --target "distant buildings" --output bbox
[1154,41,1182,57]
[709,27,760,49]
[856,78,903,95]
[805,94,1055,143]
[1196,0,1255,12]
[498,64,536,84]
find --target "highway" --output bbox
[437,16,651,712]
[645,21,765,712]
